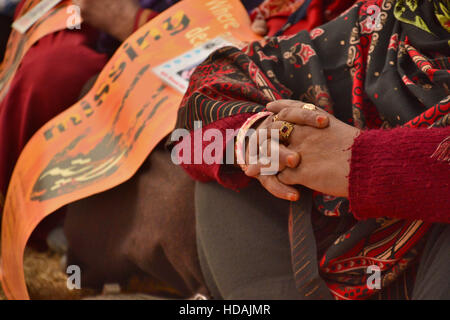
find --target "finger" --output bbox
[244,164,259,177]
[275,107,329,128]
[246,125,281,164]
[260,140,300,169]
[245,143,300,177]
[260,120,291,143]
[280,144,301,168]
[245,116,275,163]
[246,130,260,165]
[263,119,299,145]
[277,167,302,186]
[266,99,307,112]
[258,175,300,201]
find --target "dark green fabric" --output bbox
[195,180,305,300]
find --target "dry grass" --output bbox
[0,247,179,300]
[0,282,5,300]
[0,248,95,300]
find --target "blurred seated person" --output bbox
[0,0,179,214]
[0,0,182,247]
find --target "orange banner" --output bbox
[0,0,74,102]
[0,0,259,299]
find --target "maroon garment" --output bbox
[349,127,450,224]
[0,28,108,205]
[178,113,251,191]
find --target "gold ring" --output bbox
[272,114,280,122]
[279,121,294,144]
[302,103,317,111]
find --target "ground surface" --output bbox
[0,247,179,300]
[0,248,94,300]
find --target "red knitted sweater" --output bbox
[349,126,450,223]
[178,115,450,223]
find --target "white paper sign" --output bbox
[153,36,236,94]
[12,0,63,34]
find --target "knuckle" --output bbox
[284,99,297,106]
[279,108,290,118]
[308,111,319,123]
[298,108,309,118]
[302,109,319,124]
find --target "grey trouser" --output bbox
[195,181,450,300]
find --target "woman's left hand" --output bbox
[248,100,361,198]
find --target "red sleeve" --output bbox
[349,127,450,224]
[176,113,253,191]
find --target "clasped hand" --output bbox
[244,100,361,201]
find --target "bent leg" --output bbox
[195,180,301,299]
[65,146,206,297]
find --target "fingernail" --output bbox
[287,155,293,167]
[316,115,327,125]
[288,193,298,201]
[287,155,296,167]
